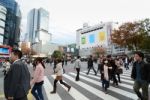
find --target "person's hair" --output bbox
[77,56,80,59]
[107,55,111,58]
[56,58,62,63]
[90,55,92,58]
[134,51,144,59]
[12,49,22,59]
[35,57,45,69]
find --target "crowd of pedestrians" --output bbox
[1,49,150,100]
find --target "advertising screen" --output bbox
[79,26,109,49]
[0,48,9,54]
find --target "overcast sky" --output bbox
[16,0,150,44]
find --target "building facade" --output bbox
[27,8,51,55]
[0,5,7,45]
[76,22,113,57]
[27,8,51,44]
[0,0,21,48]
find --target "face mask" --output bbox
[104,60,108,64]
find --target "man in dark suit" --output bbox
[4,49,30,100]
[86,55,97,75]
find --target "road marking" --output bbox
[70,73,138,100]
[80,72,133,89]
[43,76,61,100]
[63,74,119,100]
[51,75,90,100]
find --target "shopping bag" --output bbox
[27,89,33,100]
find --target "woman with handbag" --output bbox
[115,58,123,83]
[100,59,112,94]
[51,58,71,94]
[30,57,45,100]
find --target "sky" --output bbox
[16,0,150,44]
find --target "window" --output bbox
[0,35,3,43]
[0,13,6,20]
[0,20,5,27]
[0,27,4,34]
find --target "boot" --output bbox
[50,91,56,94]
[50,86,56,94]
[68,86,71,92]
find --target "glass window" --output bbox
[0,35,3,43]
[0,13,6,20]
[0,27,4,34]
[0,20,5,27]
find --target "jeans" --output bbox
[87,66,96,75]
[102,79,109,91]
[76,68,80,81]
[31,81,44,100]
[133,80,149,100]
[116,73,121,82]
[125,63,129,70]
[96,64,101,74]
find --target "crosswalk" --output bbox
[40,69,149,100]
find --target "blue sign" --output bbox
[0,48,9,54]
[89,34,95,43]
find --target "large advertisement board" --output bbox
[79,26,110,49]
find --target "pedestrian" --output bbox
[30,57,45,100]
[2,59,10,75]
[4,49,31,100]
[107,55,118,86]
[124,55,129,70]
[87,55,97,75]
[51,58,71,94]
[74,56,81,81]
[96,56,103,75]
[65,58,67,65]
[53,58,57,73]
[62,57,65,73]
[115,58,123,83]
[131,51,149,100]
[100,59,112,94]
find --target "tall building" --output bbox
[27,8,51,55]
[27,8,50,44]
[0,5,7,45]
[0,0,21,48]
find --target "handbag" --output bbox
[117,68,123,74]
[56,76,62,80]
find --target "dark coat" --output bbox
[108,59,117,74]
[4,60,30,99]
[131,61,150,82]
[88,58,93,67]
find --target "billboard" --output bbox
[80,30,108,49]
[0,48,9,54]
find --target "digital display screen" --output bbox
[0,48,9,54]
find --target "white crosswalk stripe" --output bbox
[51,75,90,100]
[41,69,148,100]
[43,76,61,100]
[69,73,138,100]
